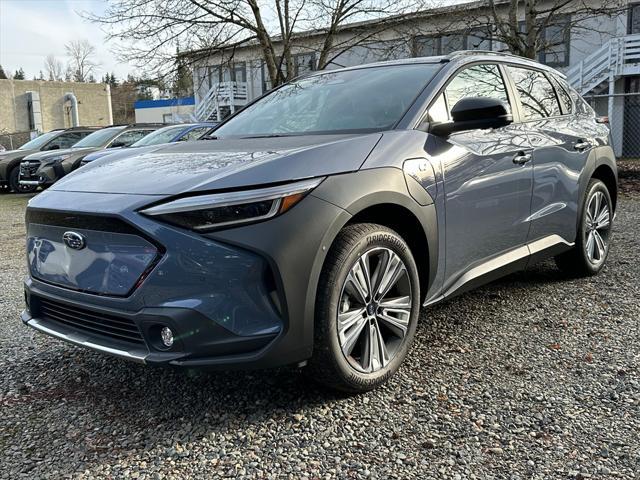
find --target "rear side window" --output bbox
[507,66,562,119]
[445,64,511,113]
[550,76,573,114]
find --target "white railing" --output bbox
[195,81,248,122]
[567,34,640,94]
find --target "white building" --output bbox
[187,0,640,157]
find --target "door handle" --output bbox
[574,141,591,151]
[513,152,532,165]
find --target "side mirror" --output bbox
[109,141,126,148]
[430,97,512,137]
[45,144,60,151]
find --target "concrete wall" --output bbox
[0,79,113,134]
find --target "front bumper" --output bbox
[20,161,63,186]
[22,188,350,369]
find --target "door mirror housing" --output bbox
[44,144,60,151]
[109,141,126,148]
[430,97,512,137]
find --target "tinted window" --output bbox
[132,125,187,146]
[111,129,153,147]
[215,64,441,136]
[551,77,573,114]
[74,127,126,148]
[445,64,511,113]
[18,130,60,150]
[46,132,87,150]
[507,66,562,119]
[180,127,210,141]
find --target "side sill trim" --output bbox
[425,234,574,306]
[25,314,148,364]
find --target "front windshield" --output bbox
[73,127,125,148]
[132,125,189,146]
[19,131,60,150]
[215,64,441,137]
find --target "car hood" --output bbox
[83,147,126,162]
[84,145,162,164]
[0,149,37,162]
[52,134,382,195]
[24,147,97,161]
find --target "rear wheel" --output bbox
[308,223,420,392]
[8,166,37,193]
[555,179,613,276]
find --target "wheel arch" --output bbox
[312,168,439,304]
[345,203,431,302]
[591,163,618,212]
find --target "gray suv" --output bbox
[21,52,616,392]
[0,127,98,193]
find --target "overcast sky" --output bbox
[0,0,134,80]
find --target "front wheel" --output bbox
[307,223,420,393]
[8,167,37,193]
[555,179,613,276]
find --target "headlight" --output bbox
[48,154,72,163]
[141,177,324,231]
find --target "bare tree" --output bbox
[65,39,99,82]
[44,54,64,81]
[455,0,628,60]
[85,0,427,88]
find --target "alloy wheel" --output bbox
[585,190,611,264]
[337,247,412,373]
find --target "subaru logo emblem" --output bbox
[62,231,86,250]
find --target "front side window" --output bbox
[216,64,441,137]
[445,64,511,112]
[507,66,561,119]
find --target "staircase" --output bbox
[194,81,249,122]
[567,34,640,94]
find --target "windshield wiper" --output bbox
[238,133,292,139]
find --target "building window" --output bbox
[414,31,492,57]
[208,62,247,88]
[261,53,316,93]
[539,16,571,67]
[629,3,640,34]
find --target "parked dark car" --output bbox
[22,52,617,392]
[80,123,216,166]
[0,127,99,193]
[19,124,162,188]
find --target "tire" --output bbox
[8,166,37,194]
[307,223,421,393]
[555,178,613,277]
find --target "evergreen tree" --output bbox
[14,68,25,80]
[0,65,7,79]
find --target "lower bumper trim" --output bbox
[20,180,42,186]
[24,312,148,363]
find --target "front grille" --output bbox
[37,297,145,345]
[20,161,40,177]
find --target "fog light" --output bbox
[160,327,174,347]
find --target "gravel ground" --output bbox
[1,170,639,479]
